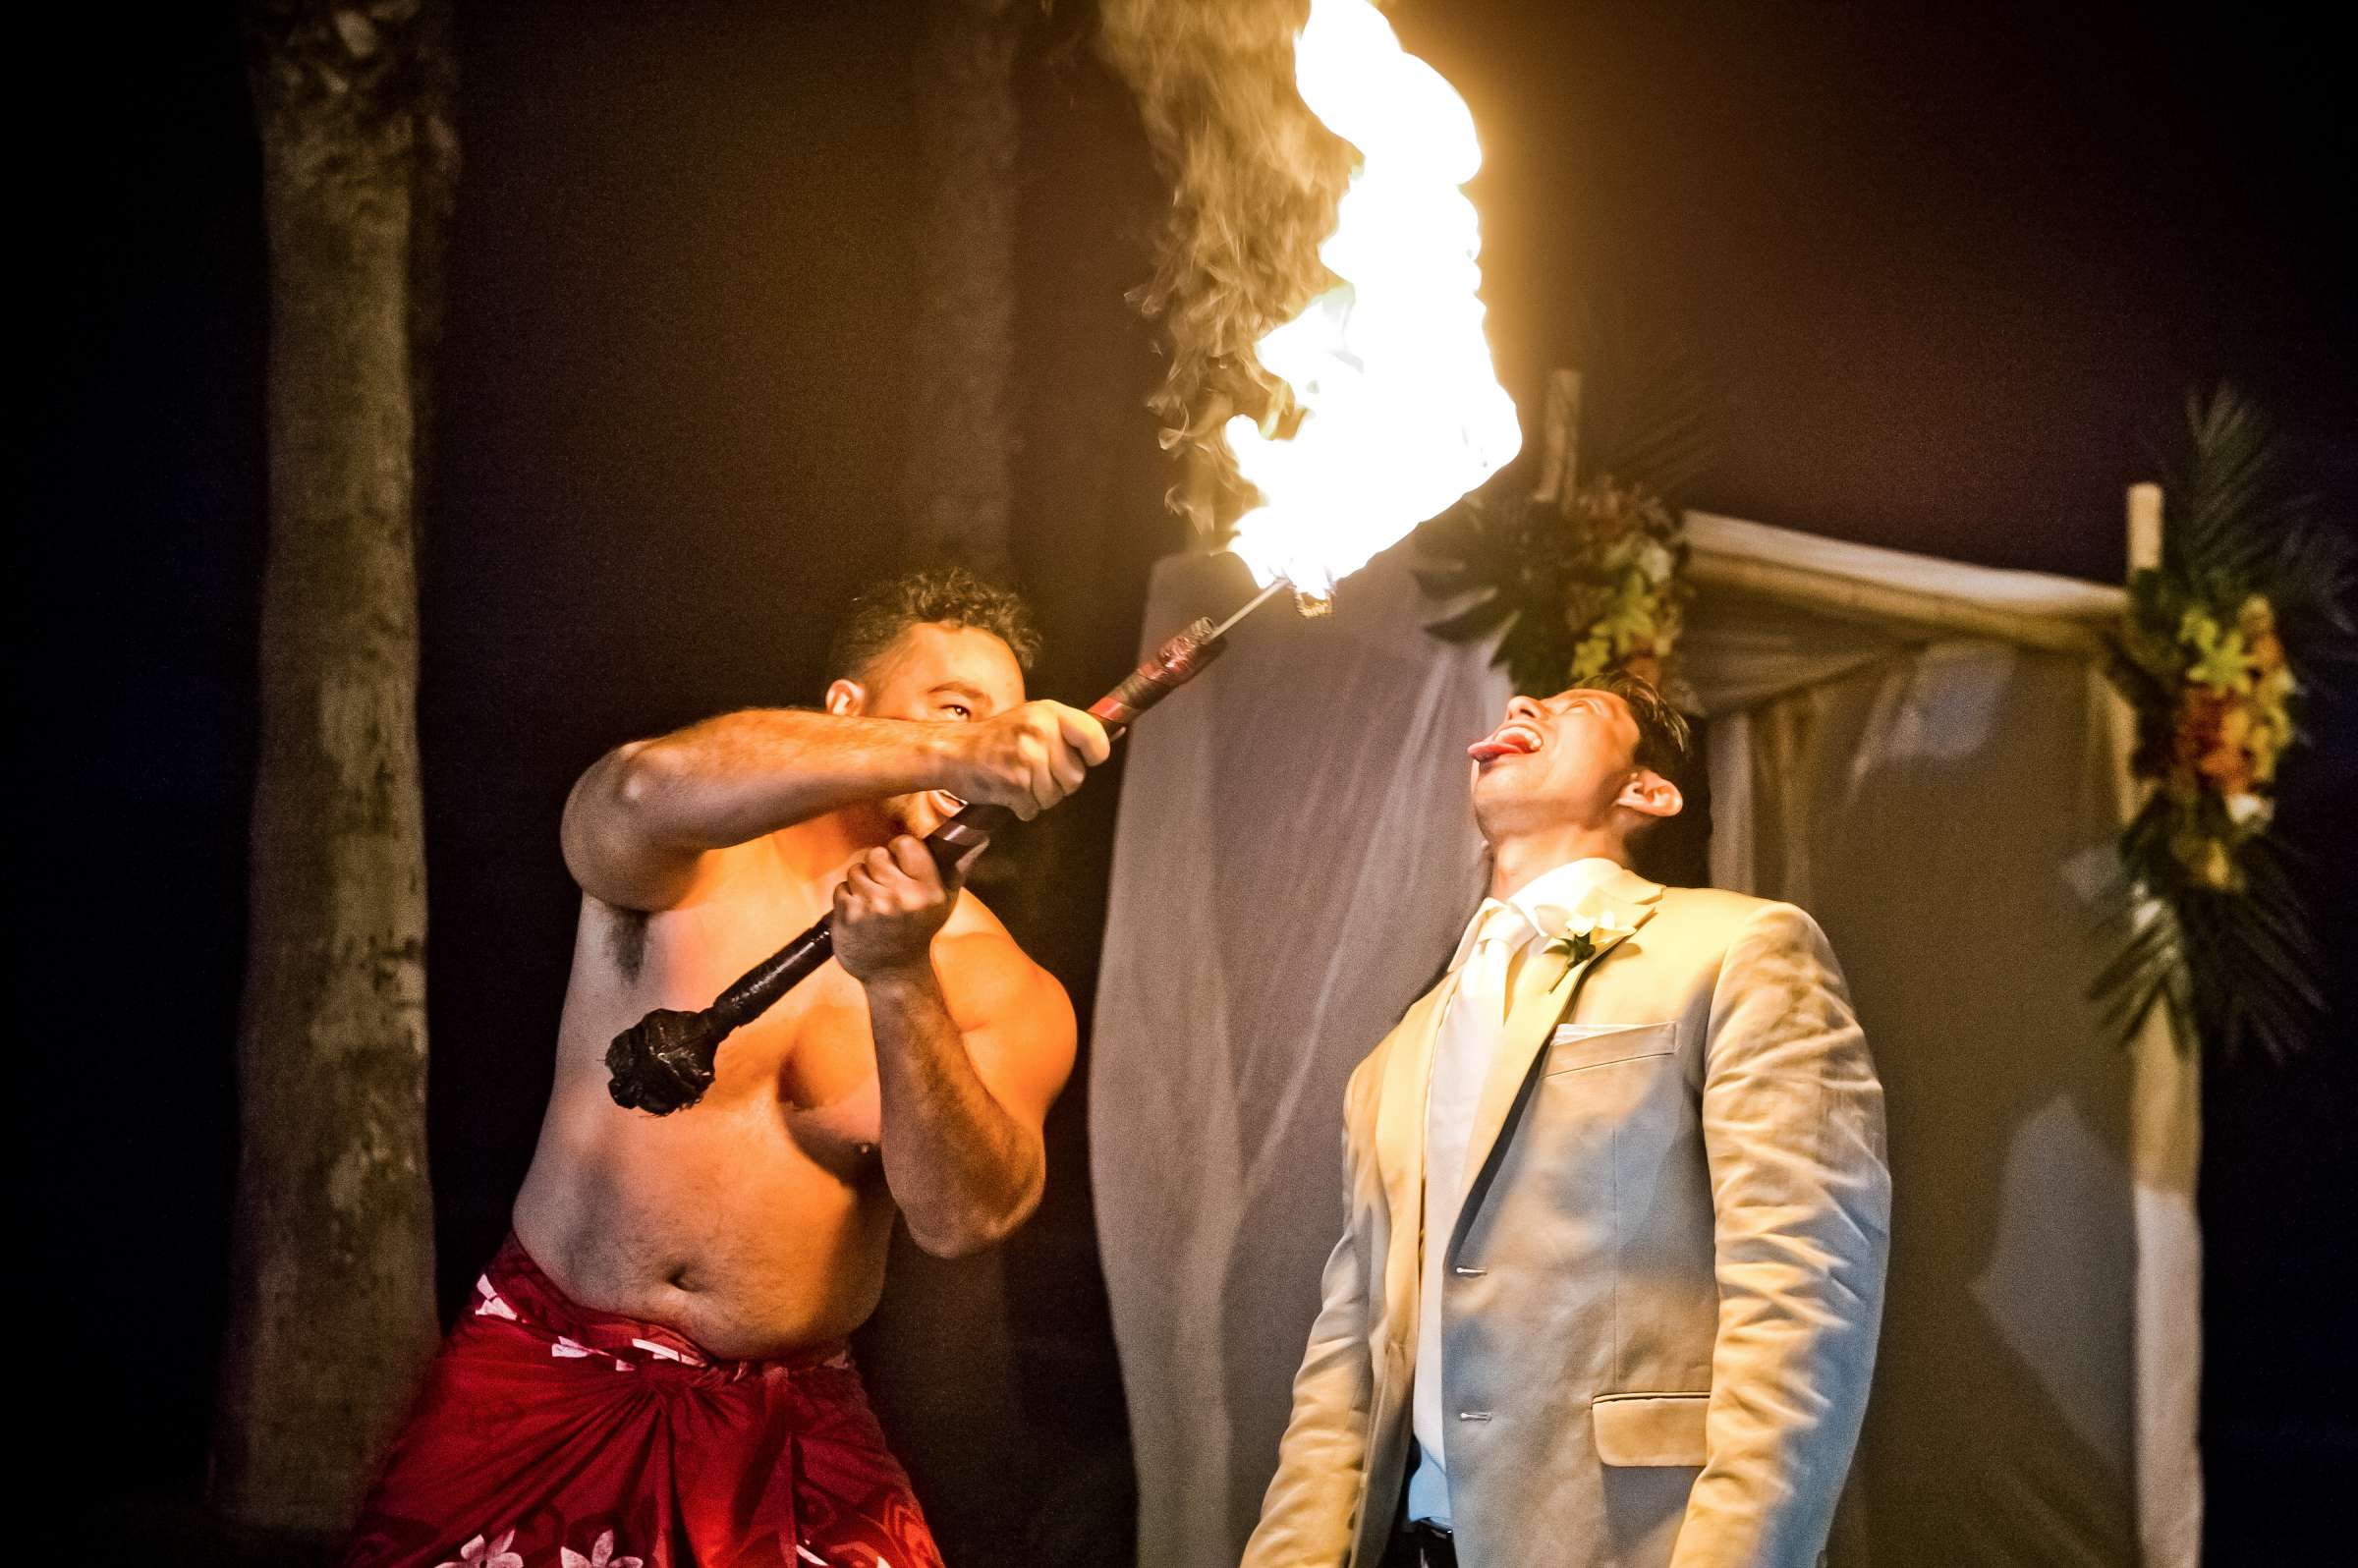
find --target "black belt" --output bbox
[1407,1520,1457,1568]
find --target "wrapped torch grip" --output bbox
[605,615,1229,1114]
[1091,616,1222,732]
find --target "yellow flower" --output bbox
[2170,827,2238,891]
[2187,625,2254,692]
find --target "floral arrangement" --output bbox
[1415,476,1693,700]
[1561,479,1689,691]
[2097,389,2351,1059]
[2114,580,2294,891]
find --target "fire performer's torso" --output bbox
[513,827,1049,1360]
[507,613,1106,1363]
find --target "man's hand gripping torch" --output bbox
[604,578,1292,1115]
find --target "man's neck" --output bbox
[776,804,903,883]
[1487,827,1629,901]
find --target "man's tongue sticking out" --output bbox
[1468,719,1544,762]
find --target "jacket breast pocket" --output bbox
[1593,1391,1710,1467]
[1545,1022,1676,1075]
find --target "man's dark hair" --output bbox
[825,566,1043,686]
[1586,669,1697,799]
[1581,669,1706,880]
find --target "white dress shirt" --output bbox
[1409,856,1624,1529]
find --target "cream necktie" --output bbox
[1455,899,1535,1026]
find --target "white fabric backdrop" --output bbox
[1091,523,2197,1567]
[1091,547,1501,1556]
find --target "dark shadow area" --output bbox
[25,0,268,1540]
[2196,636,2358,1565]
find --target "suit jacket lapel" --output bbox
[1373,975,1455,1314]
[1452,873,1663,1220]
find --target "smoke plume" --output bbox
[1096,0,1357,530]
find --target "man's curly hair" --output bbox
[825,567,1043,686]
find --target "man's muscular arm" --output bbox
[834,836,1075,1258]
[563,703,1108,912]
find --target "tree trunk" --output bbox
[214,0,451,1536]
[905,0,1022,581]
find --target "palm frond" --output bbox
[2090,884,2192,1041]
[2161,385,2343,599]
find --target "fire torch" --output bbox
[604,578,1293,1115]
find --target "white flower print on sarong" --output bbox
[561,1528,644,1568]
[436,1530,524,1568]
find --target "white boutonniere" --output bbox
[1541,907,1633,988]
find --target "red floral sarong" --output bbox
[346,1234,943,1568]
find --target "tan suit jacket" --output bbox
[1242,867,1889,1568]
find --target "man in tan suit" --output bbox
[1243,674,1889,1568]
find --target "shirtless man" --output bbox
[348,570,1109,1568]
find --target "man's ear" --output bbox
[824,679,866,717]
[1616,767,1683,821]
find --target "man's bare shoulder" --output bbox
[932,889,1072,1036]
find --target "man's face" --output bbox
[1468,687,1649,840]
[855,621,1027,725]
[837,621,1027,831]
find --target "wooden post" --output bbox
[2119,476,2203,1568]
[2127,481,2163,575]
[1530,366,1582,511]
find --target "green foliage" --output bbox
[1416,481,1691,699]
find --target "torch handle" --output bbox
[702,800,1016,1030]
[606,616,1229,1113]
[1088,622,1216,732]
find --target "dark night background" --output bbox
[28,0,2352,1560]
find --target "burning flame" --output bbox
[1223,0,1521,601]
